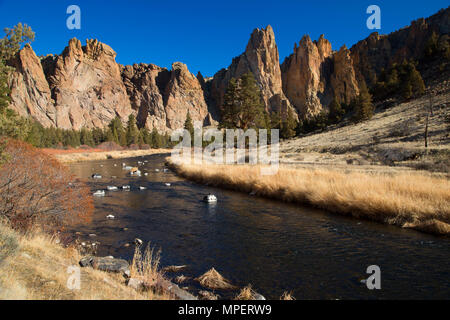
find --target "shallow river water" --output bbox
[67,154,450,299]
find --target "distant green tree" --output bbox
[92,127,105,145]
[281,108,298,139]
[220,77,240,128]
[239,72,265,130]
[80,127,95,146]
[0,61,10,112]
[108,116,126,146]
[371,60,425,101]
[353,82,374,122]
[150,127,163,148]
[0,23,35,62]
[328,96,345,124]
[423,31,439,59]
[183,111,194,142]
[125,114,139,146]
[140,127,151,145]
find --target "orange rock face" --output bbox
[210,25,292,115]
[8,44,56,127]
[281,35,359,119]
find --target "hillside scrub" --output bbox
[167,158,450,236]
[0,139,93,231]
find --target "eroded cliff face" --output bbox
[121,62,211,132]
[6,7,448,130]
[350,7,450,86]
[44,38,133,130]
[7,44,56,127]
[281,35,359,119]
[281,35,332,118]
[8,39,211,132]
[210,25,292,115]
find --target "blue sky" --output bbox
[0,0,448,76]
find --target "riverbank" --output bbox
[166,158,450,236]
[0,222,172,300]
[42,148,171,163]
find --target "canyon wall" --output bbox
[6,7,449,129]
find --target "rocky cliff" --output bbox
[350,7,450,87]
[281,35,359,118]
[6,7,449,130]
[8,44,56,127]
[121,61,211,131]
[8,39,212,132]
[210,25,292,116]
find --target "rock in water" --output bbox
[203,194,217,203]
[93,190,105,197]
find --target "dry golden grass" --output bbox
[280,291,295,300]
[235,285,258,300]
[167,158,450,236]
[195,268,237,290]
[0,223,170,300]
[130,244,161,288]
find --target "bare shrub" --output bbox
[0,139,93,231]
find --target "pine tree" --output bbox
[281,108,298,139]
[353,82,374,122]
[150,127,163,148]
[220,77,240,128]
[328,96,344,124]
[80,127,95,146]
[107,116,126,145]
[0,23,35,62]
[0,62,10,113]
[184,110,194,142]
[238,72,264,130]
[125,114,139,146]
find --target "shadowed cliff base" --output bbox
[166,158,450,237]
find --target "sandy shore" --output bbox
[44,148,171,163]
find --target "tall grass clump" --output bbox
[130,243,162,286]
[167,158,450,236]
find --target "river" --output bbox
[67,154,450,299]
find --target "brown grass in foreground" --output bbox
[130,244,161,288]
[167,159,450,236]
[0,222,170,300]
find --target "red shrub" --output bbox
[0,139,93,231]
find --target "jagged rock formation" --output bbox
[210,25,292,116]
[7,44,56,127]
[7,39,211,132]
[281,35,359,119]
[6,7,448,130]
[44,38,133,129]
[350,7,450,86]
[121,62,211,132]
